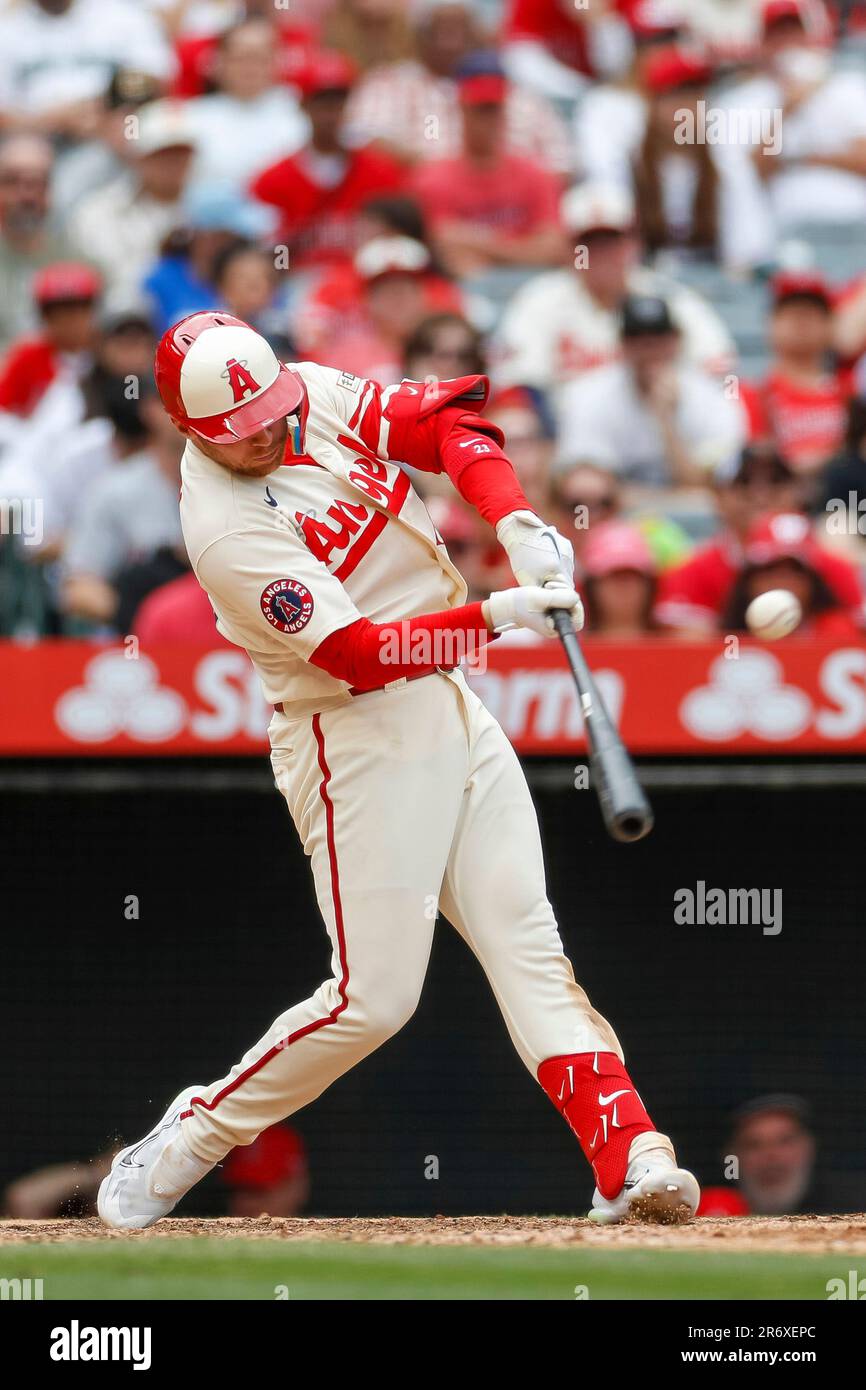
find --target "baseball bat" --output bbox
[550,608,654,843]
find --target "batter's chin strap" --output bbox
[537,1052,656,1199]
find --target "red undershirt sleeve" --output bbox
[388,404,534,527]
[310,602,494,691]
[435,413,534,527]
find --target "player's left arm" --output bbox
[318,365,575,586]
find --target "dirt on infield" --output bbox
[1,1213,865,1254]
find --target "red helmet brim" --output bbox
[186,362,306,444]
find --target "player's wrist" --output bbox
[495,509,542,549]
[485,590,518,631]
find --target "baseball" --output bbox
[745,589,802,640]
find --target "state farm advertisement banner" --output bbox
[2,637,866,756]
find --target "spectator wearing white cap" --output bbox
[184,17,308,193]
[0,0,173,138]
[494,182,734,413]
[312,235,436,383]
[68,101,197,302]
[721,0,866,231]
[556,294,746,489]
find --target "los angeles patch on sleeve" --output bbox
[260,579,315,634]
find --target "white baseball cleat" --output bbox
[98,1087,214,1230]
[589,1148,700,1226]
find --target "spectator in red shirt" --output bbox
[0,261,101,417]
[345,1,572,176]
[133,570,222,646]
[250,49,405,272]
[724,510,864,638]
[220,1122,310,1219]
[740,273,850,477]
[411,52,566,277]
[656,455,865,635]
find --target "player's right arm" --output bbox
[309,362,577,588]
[195,525,582,692]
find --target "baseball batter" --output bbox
[98,312,699,1229]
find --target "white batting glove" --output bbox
[495,509,575,588]
[485,583,585,638]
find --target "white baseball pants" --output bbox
[181,669,624,1164]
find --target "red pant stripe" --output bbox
[181,713,349,1121]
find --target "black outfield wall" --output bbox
[2,763,863,1215]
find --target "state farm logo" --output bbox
[680,650,813,742]
[55,651,187,743]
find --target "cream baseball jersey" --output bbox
[180,361,468,715]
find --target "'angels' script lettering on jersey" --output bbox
[294,498,370,567]
[345,455,408,512]
[289,453,412,581]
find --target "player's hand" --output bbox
[484,583,585,638]
[496,509,575,587]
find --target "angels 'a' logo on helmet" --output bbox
[222,357,262,403]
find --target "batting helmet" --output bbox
[154,311,307,446]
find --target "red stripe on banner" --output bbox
[181,713,350,1121]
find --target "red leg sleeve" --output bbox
[537,1052,656,1199]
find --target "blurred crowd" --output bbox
[2,0,866,642]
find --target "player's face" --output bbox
[193,415,290,477]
